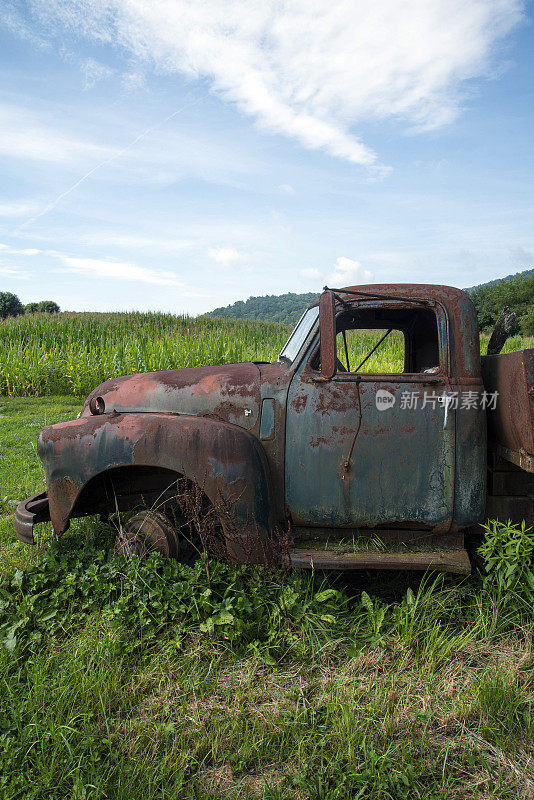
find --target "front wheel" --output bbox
[116,510,181,560]
[115,504,218,564]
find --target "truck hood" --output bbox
[82,362,262,430]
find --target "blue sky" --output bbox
[0,0,532,313]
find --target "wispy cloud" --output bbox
[82,233,195,252]
[0,265,32,279]
[56,255,185,286]
[0,202,38,218]
[32,0,523,168]
[0,242,41,256]
[0,103,113,163]
[14,95,205,231]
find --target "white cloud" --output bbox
[56,255,185,286]
[327,257,374,287]
[33,0,523,167]
[300,257,374,287]
[279,184,295,194]
[208,247,247,268]
[0,203,38,218]
[300,267,322,280]
[81,58,115,89]
[0,103,113,163]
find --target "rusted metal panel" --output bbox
[482,349,534,473]
[288,547,471,574]
[286,372,457,528]
[82,363,262,430]
[38,412,273,549]
[14,491,50,544]
[259,398,275,440]
[319,290,336,379]
[493,445,534,474]
[287,285,485,531]
[453,393,486,526]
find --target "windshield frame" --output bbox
[278,305,319,365]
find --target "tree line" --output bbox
[208,292,319,325]
[466,268,533,335]
[0,292,60,319]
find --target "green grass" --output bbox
[1,397,534,799]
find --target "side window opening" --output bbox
[314,305,440,375]
[337,328,405,373]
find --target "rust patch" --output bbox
[48,476,80,531]
[291,391,308,413]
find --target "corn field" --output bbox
[0,311,532,397]
[0,312,289,397]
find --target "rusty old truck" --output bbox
[15,284,534,575]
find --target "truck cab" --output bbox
[15,284,534,575]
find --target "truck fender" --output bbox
[38,412,274,548]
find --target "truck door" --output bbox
[285,301,456,529]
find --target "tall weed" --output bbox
[478,519,534,614]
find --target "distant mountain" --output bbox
[207,268,534,335]
[208,292,318,326]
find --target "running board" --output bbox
[287,547,471,574]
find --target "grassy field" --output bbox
[2,311,532,397]
[1,402,534,798]
[1,313,534,798]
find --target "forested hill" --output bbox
[465,268,533,334]
[207,268,533,334]
[208,293,318,325]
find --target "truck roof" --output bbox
[311,283,481,380]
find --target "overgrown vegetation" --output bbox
[1,397,534,798]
